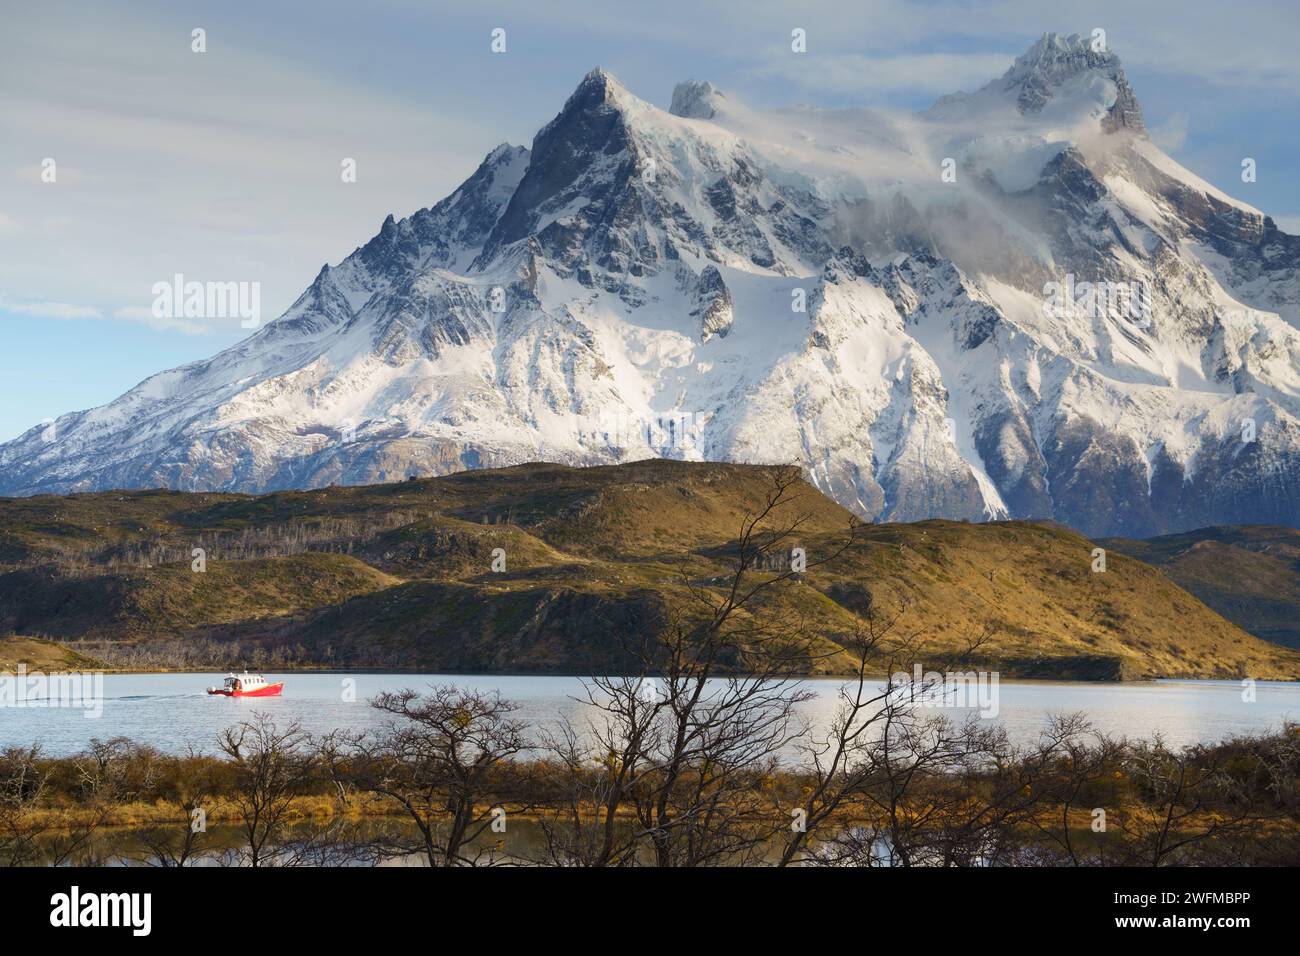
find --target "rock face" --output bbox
[670,80,724,120]
[690,266,733,341]
[1002,32,1146,132]
[2,34,1298,538]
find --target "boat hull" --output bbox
[206,683,284,698]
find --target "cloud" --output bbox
[0,298,210,334]
[1150,113,1189,152]
[112,306,213,336]
[749,51,1018,98]
[0,298,102,320]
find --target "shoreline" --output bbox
[4,665,1297,684]
[4,638,1296,683]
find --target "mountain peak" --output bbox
[669,80,724,119]
[540,68,639,134]
[1001,31,1144,132]
[567,66,631,107]
[484,142,525,164]
[1021,31,1098,58]
[1006,32,1121,87]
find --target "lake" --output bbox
[2,672,1297,757]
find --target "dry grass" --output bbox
[1,461,1295,679]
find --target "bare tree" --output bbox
[131,744,218,867]
[217,716,314,867]
[1106,735,1261,866]
[1014,715,1125,865]
[326,686,529,866]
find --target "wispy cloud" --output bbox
[0,298,102,320]
[1,297,220,335]
[1149,113,1190,152]
[749,51,1018,98]
[112,306,213,336]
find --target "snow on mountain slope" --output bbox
[2,33,1297,537]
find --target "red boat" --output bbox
[206,672,283,697]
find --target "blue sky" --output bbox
[2,0,1298,440]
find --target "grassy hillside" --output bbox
[0,635,104,671]
[0,460,1295,679]
[1102,526,1300,648]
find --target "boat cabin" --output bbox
[223,672,270,692]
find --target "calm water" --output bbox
[2,672,1297,757]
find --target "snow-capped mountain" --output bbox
[4,32,1299,537]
